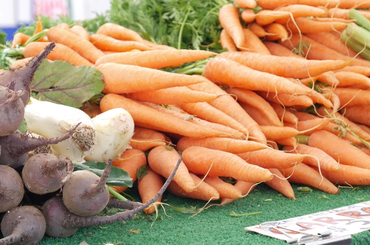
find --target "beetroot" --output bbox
[22,153,74,195]
[0,205,46,245]
[0,165,24,213]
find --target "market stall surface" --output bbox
[38,183,370,245]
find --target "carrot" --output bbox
[90,33,152,52]
[130,138,167,151]
[274,4,326,24]
[327,8,370,20]
[130,126,169,151]
[180,101,250,136]
[334,71,370,89]
[248,22,268,38]
[333,87,370,107]
[270,102,299,125]
[219,51,348,79]
[141,39,177,50]
[255,10,291,26]
[285,17,349,34]
[239,101,282,127]
[264,23,289,41]
[100,94,235,138]
[235,0,257,9]
[220,180,256,205]
[175,136,268,153]
[167,172,220,201]
[257,0,340,10]
[10,33,31,48]
[295,117,331,135]
[357,124,370,135]
[148,145,196,192]
[257,91,314,108]
[276,136,299,148]
[188,79,267,144]
[284,144,340,172]
[226,87,283,127]
[263,41,303,58]
[265,168,296,199]
[279,163,339,194]
[308,130,370,169]
[242,28,271,55]
[69,25,90,40]
[138,165,164,214]
[10,57,33,69]
[96,63,207,94]
[341,105,370,128]
[182,146,274,183]
[203,56,309,95]
[125,86,219,105]
[336,66,370,77]
[23,42,94,66]
[337,0,370,8]
[97,23,144,43]
[236,148,306,169]
[241,9,256,24]
[317,164,370,186]
[79,101,102,118]
[47,26,105,64]
[95,49,216,68]
[218,4,245,48]
[111,149,147,193]
[260,125,300,141]
[202,175,243,199]
[56,23,70,30]
[317,71,340,87]
[219,29,238,52]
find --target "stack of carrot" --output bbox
[10,0,370,214]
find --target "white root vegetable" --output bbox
[85,108,135,162]
[24,98,97,162]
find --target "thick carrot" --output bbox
[130,126,169,151]
[285,17,349,34]
[218,4,245,48]
[336,66,370,77]
[10,33,30,48]
[236,148,306,169]
[69,25,90,40]
[97,23,144,43]
[248,22,267,38]
[295,117,331,135]
[265,168,296,199]
[333,87,370,107]
[270,102,299,125]
[263,41,303,58]
[284,144,340,172]
[56,23,70,30]
[95,49,216,68]
[219,51,348,79]
[90,33,152,52]
[242,28,271,55]
[182,146,274,183]
[308,130,370,169]
[220,180,256,205]
[279,163,339,194]
[111,149,147,193]
[125,86,219,105]
[180,101,250,136]
[220,29,238,52]
[257,91,314,108]
[23,42,94,66]
[274,4,326,24]
[47,26,105,64]
[317,164,370,186]
[138,166,164,214]
[79,101,102,118]
[175,136,268,153]
[100,94,235,138]
[203,56,309,95]
[148,146,196,192]
[260,125,299,141]
[239,101,282,127]
[337,0,370,8]
[341,105,370,127]
[130,138,166,152]
[264,23,289,41]
[255,10,291,26]
[167,172,220,201]
[202,175,243,199]
[327,8,370,20]
[235,0,257,9]
[241,9,257,24]
[317,71,340,87]
[276,136,299,148]
[97,63,207,94]
[334,71,370,89]
[257,0,340,10]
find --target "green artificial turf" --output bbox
[38,183,370,245]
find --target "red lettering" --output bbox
[337,211,370,219]
[296,222,326,230]
[313,217,353,224]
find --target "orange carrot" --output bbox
[47,26,105,64]
[284,144,341,172]
[202,175,243,199]
[263,41,303,58]
[242,28,271,55]
[167,172,220,201]
[264,23,289,41]
[100,94,235,138]
[274,4,326,24]
[308,130,370,169]
[336,66,370,77]
[138,166,164,214]
[97,63,207,94]
[334,71,370,89]
[10,33,30,48]
[220,180,256,205]
[260,125,300,141]
[317,164,370,186]
[79,101,102,118]
[285,17,349,34]
[317,71,340,87]
[270,102,298,125]
[279,163,339,194]
[10,57,33,69]
[236,148,306,169]
[218,4,245,48]
[255,10,291,26]
[239,101,282,127]
[333,87,370,107]
[295,118,331,135]
[257,0,340,10]
[341,105,370,128]
[90,33,152,52]
[130,126,169,151]
[148,145,196,192]
[175,136,268,153]
[69,25,90,40]
[276,136,299,148]
[130,138,167,152]
[220,29,238,52]
[337,0,370,8]
[111,149,147,193]
[182,146,274,182]
[241,9,257,24]
[56,22,70,30]
[141,39,177,50]
[235,0,257,9]
[265,168,296,199]
[257,91,314,108]
[97,23,144,43]
[248,22,267,38]
[327,8,370,20]
[23,42,94,66]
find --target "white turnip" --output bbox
[0,165,24,213]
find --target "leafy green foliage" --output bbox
[0,30,7,44]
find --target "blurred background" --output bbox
[0,0,111,41]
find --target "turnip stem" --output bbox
[340,30,370,60]
[348,9,370,32]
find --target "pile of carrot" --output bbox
[9,0,370,214]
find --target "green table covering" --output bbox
[37,183,370,245]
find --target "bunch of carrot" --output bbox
[8,0,370,214]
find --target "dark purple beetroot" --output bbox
[0,205,46,245]
[0,87,25,137]
[22,153,74,195]
[0,165,24,213]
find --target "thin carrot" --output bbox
[235,0,257,9]
[167,172,220,201]
[317,164,370,186]
[111,149,147,193]
[239,101,282,127]
[276,136,299,148]
[182,146,274,183]
[264,23,289,41]
[220,180,256,205]
[218,4,245,48]
[337,0,370,8]
[274,4,326,24]
[334,71,370,89]
[260,125,299,141]
[23,42,94,66]
[47,26,105,64]
[202,175,243,199]
[242,28,271,54]
[257,91,314,108]
[90,33,152,52]
[279,163,340,194]
[336,66,370,77]
[138,165,164,214]
[96,63,207,94]
[10,33,30,48]
[341,105,370,128]
[148,146,196,193]
[97,23,144,43]
[257,0,340,10]
[327,8,370,20]
[333,87,370,107]
[241,9,257,24]
[265,168,296,199]
[100,94,235,138]
[130,126,169,151]
[175,136,268,153]
[295,117,331,135]
[270,102,299,125]
[317,71,340,87]
[308,130,370,169]
[285,17,349,34]
[10,57,33,69]
[357,124,370,135]
[219,29,238,52]
[219,51,348,79]
[263,41,303,58]
[255,10,291,26]
[248,22,267,38]
[130,138,167,151]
